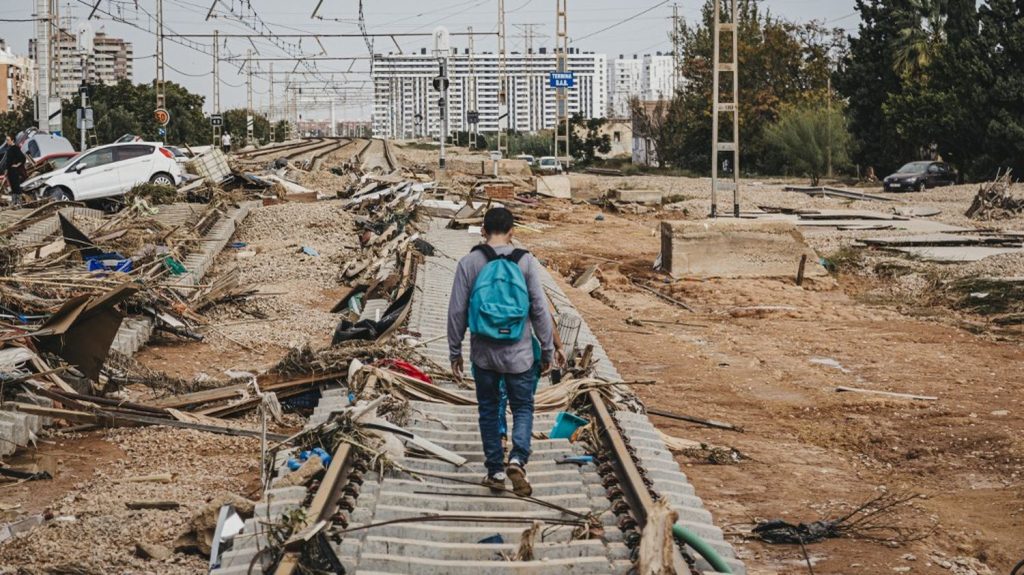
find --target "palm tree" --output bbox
[892,0,948,79]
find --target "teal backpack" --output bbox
[468,244,531,341]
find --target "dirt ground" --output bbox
[3,160,1021,574]
[521,200,1022,574]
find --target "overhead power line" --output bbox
[573,0,671,43]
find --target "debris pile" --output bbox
[965,171,1024,220]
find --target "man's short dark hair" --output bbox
[483,207,514,234]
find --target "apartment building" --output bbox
[607,53,677,117]
[30,29,133,101]
[372,48,607,139]
[0,39,35,114]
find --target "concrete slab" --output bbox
[610,189,663,205]
[660,218,826,279]
[889,245,1024,262]
[536,175,571,199]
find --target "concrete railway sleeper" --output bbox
[209,220,745,575]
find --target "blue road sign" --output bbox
[549,71,575,88]
[158,128,167,136]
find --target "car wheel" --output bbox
[915,182,925,192]
[149,172,175,186]
[48,186,73,202]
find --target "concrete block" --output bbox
[660,219,826,279]
[610,189,664,205]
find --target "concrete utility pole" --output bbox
[35,0,50,132]
[672,3,682,89]
[268,62,275,141]
[156,0,166,118]
[467,26,477,150]
[826,75,833,179]
[246,49,254,145]
[212,29,221,145]
[554,0,570,162]
[710,0,740,218]
[433,26,451,172]
[496,0,508,158]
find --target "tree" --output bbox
[565,114,611,165]
[0,99,36,142]
[765,105,851,185]
[222,108,272,146]
[668,0,845,174]
[836,0,918,176]
[892,0,948,78]
[59,80,209,149]
[976,0,1024,178]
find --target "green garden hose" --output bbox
[672,523,733,574]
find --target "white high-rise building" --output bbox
[372,48,607,139]
[642,53,676,101]
[607,53,677,116]
[607,55,641,118]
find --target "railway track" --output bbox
[236,137,348,163]
[209,222,744,575]
[355,138,399,174]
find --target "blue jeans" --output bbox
[473,363,539,476]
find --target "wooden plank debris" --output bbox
[835,386,937,401]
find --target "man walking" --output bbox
[447,207,554,497]
[221,132,232,154]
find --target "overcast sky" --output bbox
[0,1,859,121]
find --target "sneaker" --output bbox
[482,471,507,492]
[505,460,532,497]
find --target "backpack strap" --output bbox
[471,244,499,261]
[507,248,529,264]
[472,244,530,264]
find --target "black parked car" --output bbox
[883,161,957,192]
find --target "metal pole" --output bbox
[212,29,220,145]
[467,26,477,150]
[36,0,50,131]
[555,0,570,162]
[497,0,507,157]
[79,88,87,151]
[710,0,721,217]
[246,49,254,145]
[826,74,833,179]
[268,62,275,141]
[156,0,166,113]
[440,57,448,171]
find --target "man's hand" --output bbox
[554,348,567,369]
[540,361,551,375]
[451,357,464,382]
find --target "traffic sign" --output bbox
[210,114,223,127]
[549,71,575,88]
[76,108,94,130]
[432,76,450,92]
[154,108,170,126]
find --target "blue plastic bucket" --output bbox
[549,411,589,439]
